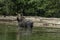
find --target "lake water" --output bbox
[0,32,16,40]
[0,27,60,40]
[0,32,60,40]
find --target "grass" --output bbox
[0,23,60,40]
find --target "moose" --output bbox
[17,14,33,33]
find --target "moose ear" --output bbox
[17,14,21,17]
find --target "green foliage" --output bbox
[0,0,60,17]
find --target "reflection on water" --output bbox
[0,32,60,40]
[0,32,16,40]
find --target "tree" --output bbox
[10,0,39,16]
[0,0,60,17]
